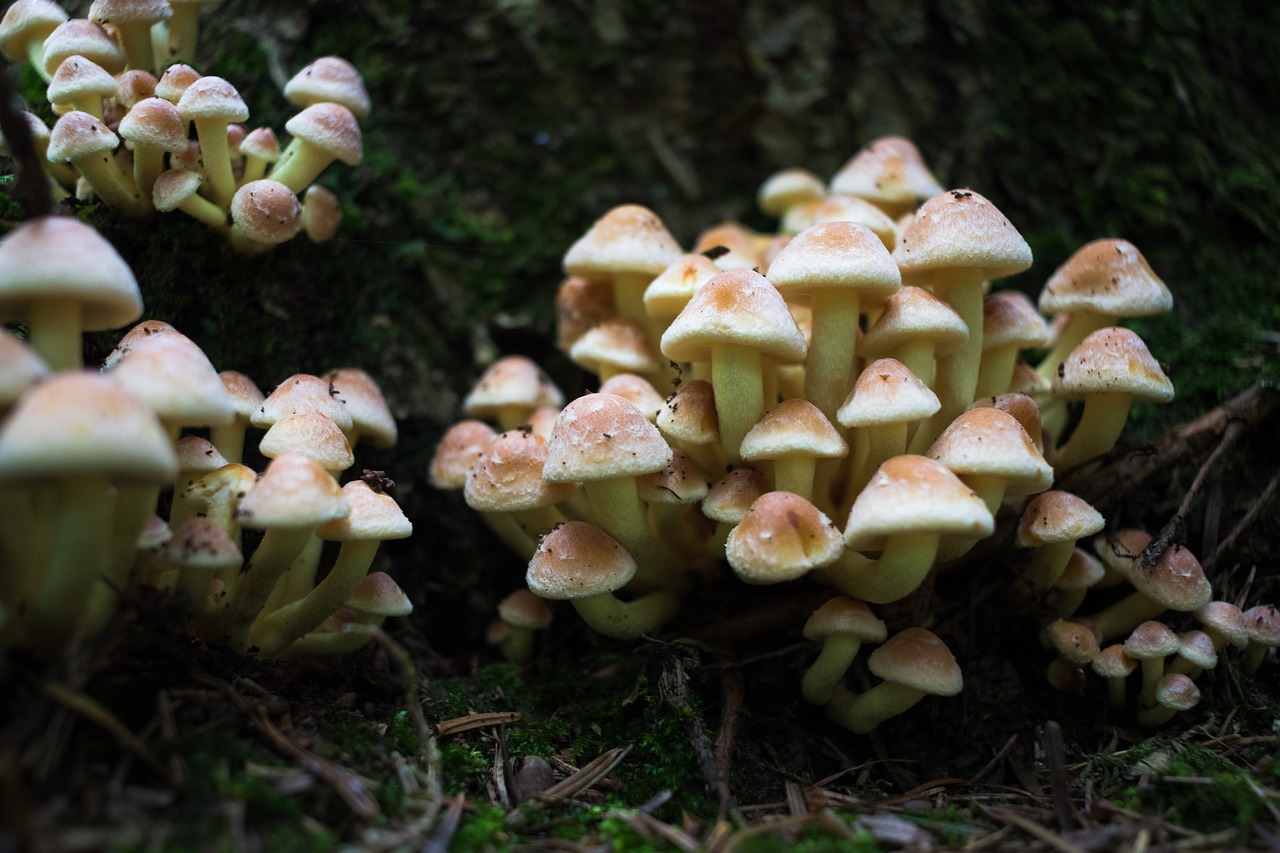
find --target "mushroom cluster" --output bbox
[0,0,365,250]
[433,136,1276,731]
[0,213,411,666]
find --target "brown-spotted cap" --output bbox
[837,358,940,429]
[893,189,1032,282]
[803,596,887,644]
[866,627,963,696]
[1016,491,1105,548]
[661,268,806,364]
[284,55,370,118]
[739,398,847,464]
[844,455,993,550]
[543,392,673,483]
[1038,239,1172,318]
[234,452,348,530]
[927,407,1053,497]
[429,420,497,489]
[1053,327,1174,403]
[563,204,683,279]
[464,429,574,512]
[766,221,901,304]
[526,520,636,599]
[725,491,844,584]
[828,136,945,211]
[315,480,412,541]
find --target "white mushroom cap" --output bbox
[315,480,412,542]
[234,452,348,530]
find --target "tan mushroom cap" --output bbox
[1045,619,1100,664]
[1092,528,1153,579]
[828,136,945,210]
[701,467,767,525]
[926,407,1053,496]
[283,55,371,119]
[740,398,847,462]
[219,370,266,423]
[1052,327,1174,402]
[543,392,673,483]
[151,168,205,211]
[1244,604,1280,646]
[47,55,117,109]
[982,289,1049,351]
[240,126,280,161]
[301,184,342,243]
[893,189,1033,282]
[569,317,661,377]
[103,329,236,429]
[46,109,118,162]
[115,69,157,109]
[859,285,969,358]
[282,102,363,165]
[463,355,564,420]
[1091,644,1136,679]
[174,435,229,478]
[725,491,844,584]
[866,627,963,696]
[0,328,50,405]
[555,275,615,352]
[803,596,887,644]
[323,367,397,448]
[1194,601,1250,649]
[230,179,303,246]
[154,63,200,103]
[1039,239,1172,317]
[429,420,497,489]
[643,253,721,323]
[40,18,124,77]
[837,358,940,428]
[163,517,242,572]
[656,380,719,446]
[176,74,249,123]
[757,168,826,217]
[1124,620,1181,661]
[693,222,761,270]
[1154,673,1200,712]
[234,452,348,530]
[258,412,355,471]
[526,520,637,599]
[1128,544,1213,613]
[315,480,412,541]
[348,572,413,618]
[254,373,354,432]
[1056,547,1106,591]
[89,0,171,27]
[844,455,993,550]
[118,97,188,152]
[563,204,683,279]
[598,373,666,423]
[1016,491,1105,547]
[0,0,68,62]
[464,429,574,512]
[1175,630,1217,671]
[967,393,1045,452]
[661,268,806,364]
[497,588,552,630]
[766,221,902,303]
[0,216,140,333]
[0,372,177,483]
[635,448,711,505]
[809,195,899,248]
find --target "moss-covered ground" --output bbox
[3,0,1279,849]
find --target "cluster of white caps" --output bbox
[432,137,1279,733]
[0,0,367,251]
[0,213,411,671]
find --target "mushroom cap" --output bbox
[1154,673,1200,713]
[598,373,666,423]
[429,420,497,490]
[701,467,767,525]
[497,588,552,630]
[240,126,280,161]
[1053,327,1174,402]
[154,63,200,103]
[803,596,887,644]
[322,367,397,448]
[0,216,142,331]
[258,412,355,471]
[1123,620,1181,660]
[844,455,993,550]
[152,168,205,211]
[643,253,720,323]
[656,379,720,447]
[563,204,683,279]
[182,462,257,513]
[1175,630,1217,671]
[118,97,188,152]
[1127,544,1212,613]
[1016,491,1105,548]
[301,184,342,243]
[726,491,844,584]
[1038,239,1172,318]
[1194,601,1250,649]
[809,195,899,248]
[828,136,945,208]
[218,370,266,425]
[0,0,68,61]
[1091,644,1136,678]
[0,328,50,407]
[176,75,249,123]
[968,393,1045,453]
[88,0,172,26]
[174,435,229,477]
[860,285,969,358]
[543,392,673,483]
[230,180,303,246]
[692,222,760,270]
[283,55,370,118]
[766,221,901,302]
[1055,547,1106,591]
[982,289,1050,351]
[569,317,661,377]
[115,68,157,110]
[757,167,826,217]
[927,407,1054,496]
[282,102,363,165]
[103,329,236,429]
[0,372,176,483]
[837,358,940,428]
[1244,604,1280,646]
[234,452,348,530]
[1092,528,1153,580]
[893,189,1032,281]
[661,268,806,364]
[315,480,412,541]
[555,275,615,352]
[866,627,963,696]
[163,517,242,572]
[0,111,50,157]
[463,355,564,420]
[526,521,637,599]
[465,428,575,512]
[254,373,354,432]
[46,109,118,162]
[1045,619,1100,664]
[40,18,123,76]
[47,54,117,106]
[347,572,413,617]
[635,448,711,505]
[739,398,847,462]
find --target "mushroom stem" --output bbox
[911,269,985,451]
[801,634,863,706]
[825,534,939,605]
[824,682,927,734]
[1052,393,1133,472]
[192,117,237,210]
[1090,591,1168,644]
[216,526,313,653]
[569,588,682,640]
[1022,540,1077,592]
[581,477,672,589]
[250,539,381,658]
[24,297,83,371]
[712,344,764,464]
[805,289,861,421]
[72,151,148,217]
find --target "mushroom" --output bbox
[47,111,148,216]
[1124,620,1181,711]
[0,0,68,82]
[462,355,564,432]
[465,428,575,561]
[757,167,826,221]
[725,491,844,586]
[836,357,940,501]
[824,627,963,734]
[283,56,371,119]
[492,588,553,664]
[152,168,230,232]
[1136,673,1200,728]
[1091,644,1136,710]
[87,0,171,73]
[47,55,117,119]
[800,596,886,705]
[738,398,847,501]
[1089,543,1212,643]
[117,97,188,202]
[1241,604,1280,675]
[859,286,968,390]
[176,76,250,210]
[1015,491,1106,593]
[828,136,945,219]
[267,102,363,194]
[228,179,303,254]
[975,289,1049,399]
